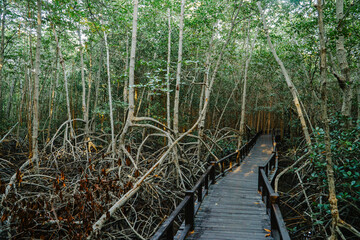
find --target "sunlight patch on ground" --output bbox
[262,148,273,154]
[234,167,242,173]
[244,170,254,177]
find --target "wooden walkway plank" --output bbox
[186,135,274,240]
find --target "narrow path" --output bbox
[186,135,274,240]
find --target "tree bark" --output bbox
[32,0,42,170]
[0,0,7,118]
[52,24,74,138]
[118,0,139,168]
[317,1,340,239]
[166,8,172,129]
[104,31,116,154]
[86,47,92,135]
[123,33,129,121]
[257,2,311,147]
[173,0,186,136]
[6,76,16,117]
[238,27,258,147]
[78,27,88,136]
[317,1,360,238]
[336,0,353,120]
[46,48,58,143]
[92,44,103,131]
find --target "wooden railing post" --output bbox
[270,192,279,204]
[265,163,269,176]
[166,222,174,239]
[236,150,240,164]
[270,193,280,237]
[210,162,216,184]
[258,166,264,194]
[222,162,225,176]
[185,190,195,231]
[198,182,203,202]
[205,173,209,190]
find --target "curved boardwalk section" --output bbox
[186,135,274,240]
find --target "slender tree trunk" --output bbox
[52,24,74,138]
[104,31,116,154]
[317,1,339,239]
[86,48,92,134]
[118,0,139,168]
[166,8,172,128]
[0,0,7,119]
[6,77,16,117]
[47,48,58,142]
[78,28,88,136]
[17,58,27,141]
[173,0,186,136]
[32,0,42,170]
[198,33,214,142]
[315,2,360,239]
[336,0,353,120]
[258,2,311,146]
[238,28,258,147]
[123,33,129,121]
[92,44,103,131]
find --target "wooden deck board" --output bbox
[186,135,274,240]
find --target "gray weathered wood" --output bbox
[186,135,274,240]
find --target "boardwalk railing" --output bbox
[151,132,262,240]
[258,131,290,240]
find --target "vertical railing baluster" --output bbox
[210,163,216,184]
[258,166,264,193]
[185,190,195,231]
[198,182,203,202]
[166,221,174,240]
[205,173,209,190]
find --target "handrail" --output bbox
[151,131,262,240]
[258,130,290,240]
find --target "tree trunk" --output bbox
[123,33,129,121]
[173,0,186,136]
[78,28,88,136]
[238,28,258,147]
[336,0,353,120]
[258,2,311,146]
[118,0,139,168]
[46,48,58,143]
[166,7,172,129]
[198,33,214,141]
[92,44,103,131]
[104,31,116,154]
[6,76,16,117]
[86,47,92,135]
[52,24,74,138]
[0,0,7,119]
[317,1,338,238]
[32,0,42,170]
[316,1,360,239]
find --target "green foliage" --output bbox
[310,114,360,209]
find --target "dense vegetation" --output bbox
[0,0,359,239]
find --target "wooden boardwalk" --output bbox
[186,135,274,240]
